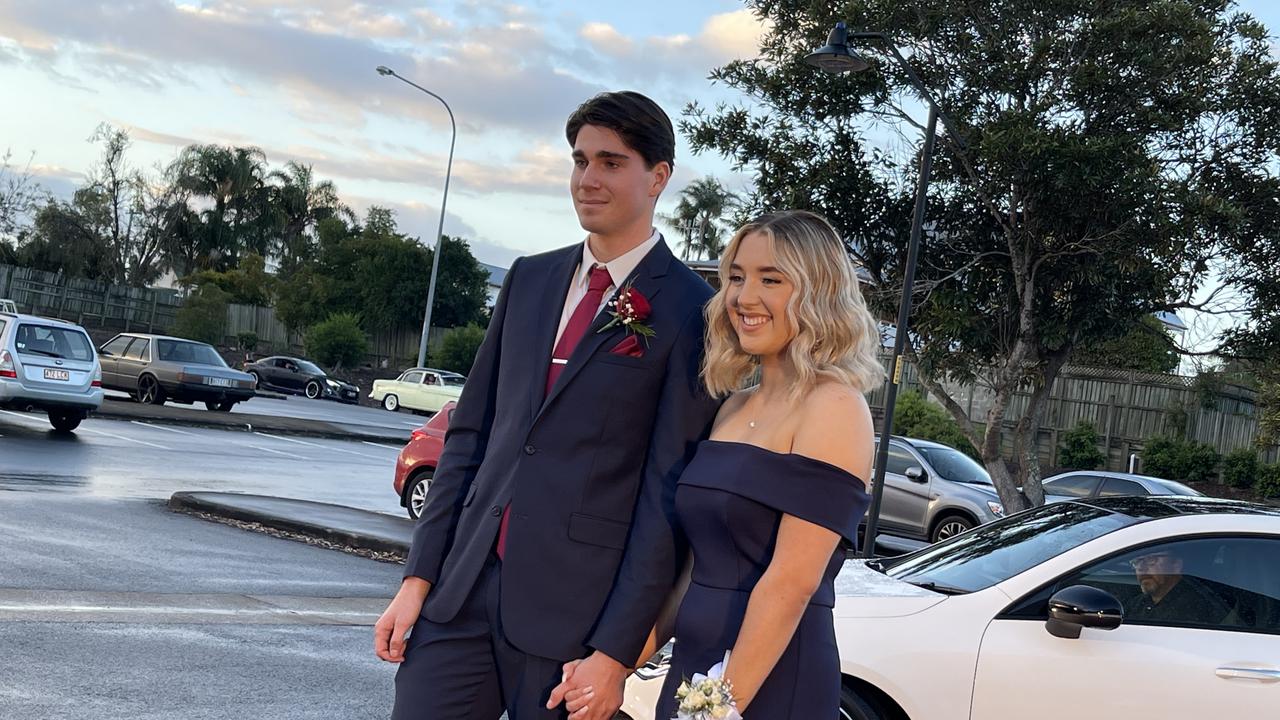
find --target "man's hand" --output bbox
[546,651,629,720]
[374,577,431,663]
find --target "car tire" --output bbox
[247,370,261,389]
[137,375,165,406]
[383,394,399,412]
[405,469,433,520]
[840,682,891,720]
[47,410,84,432]
[305,380,322,399]
[931,513,976,543]
[204,401,235,412]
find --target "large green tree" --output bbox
[685,0,1280,511]
[1072,316,1181,374]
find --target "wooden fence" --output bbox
[0,263,181,332]
[223,302,447,369]
[879,360,1279,473]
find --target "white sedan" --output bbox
[621,496,1280,719]
[369,367,464,413]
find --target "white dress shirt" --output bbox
[554,229,661,346]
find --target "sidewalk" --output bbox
[169,492,927,559]
[97,400,409,444]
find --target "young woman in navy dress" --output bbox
[565,209,883,718]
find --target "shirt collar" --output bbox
[576,229,661,291]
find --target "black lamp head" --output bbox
[376,66,395,77]
[804,22,870,74]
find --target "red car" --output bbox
[394,401,454,519]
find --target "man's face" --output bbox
[570,125,669,236]
[1130,551,1183,597]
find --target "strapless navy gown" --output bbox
[655,440,870,719]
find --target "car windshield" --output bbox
[157,340,227,367]
[916,445,992,485]
[878,502,1139,593]
[1152,478,1202,496]
[441,375,465,387]
[295,360,324,375]
[14,324,95,362]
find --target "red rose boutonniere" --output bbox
[598,281,656,342]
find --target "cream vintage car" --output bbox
[370,367,464,413]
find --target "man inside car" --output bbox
[1124,549,1229,624]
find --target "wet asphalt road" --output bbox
[0,408,406,516]
[0,493,402,720]
[0,405,414,719]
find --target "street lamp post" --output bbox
[805,23,962,557]
[376,65,456,369]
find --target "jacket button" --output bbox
[524,444,536,455]
[490,505,502,517]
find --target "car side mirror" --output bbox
[1046,585,1123,639]
[905,466,928,483]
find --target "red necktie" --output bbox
[497,264,613,559]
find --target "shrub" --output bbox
[1142,436,1221,483]
[1059,421,1106,470]
[305,313,368,369]
[1255,464,1280,499]
[173,284,229,345]
[434,325,487,375]
[1222,448,1260,490]
[236,331,259,354]
[892,390,979,459]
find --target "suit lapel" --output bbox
[537,239,674,416]
[528,247,581,420]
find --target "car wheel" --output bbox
[405,470,433,520]
[47,410,84,432]
[247,370,261,389]
[204,401,235,412]
[931,514,975,543]
[137,375,165,406]
[383,394,399,412]
[305,380,322,399]
[840,682,891,720]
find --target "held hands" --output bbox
[373,577,431,663]
[547,651,629,720]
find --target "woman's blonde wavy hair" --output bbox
[702,210,885,399]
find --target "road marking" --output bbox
[79,427,171,450]
[253,431,324,449]
[130,420,196,436]
[244,443,308,460]
[254,431,383,460]
[362,441,402,451]
[401,421,424,427]
[0,409,45,425]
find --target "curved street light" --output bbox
[806,23,965,557]
[376,65,456,369]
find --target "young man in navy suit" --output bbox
[375,91,720,720]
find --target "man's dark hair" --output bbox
[565,91,675,170]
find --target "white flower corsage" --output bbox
[673,651,741,720]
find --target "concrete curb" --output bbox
[168,492,411,556]
[95,400,408,444]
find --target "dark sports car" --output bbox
[243,356,360,404]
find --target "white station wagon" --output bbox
[370,367,464,413]
[621,496,1280,720]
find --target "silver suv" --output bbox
[873,436,1005,543]
[0,312,103,431]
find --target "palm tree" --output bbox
[170,144,268,270]
[662,176,738,261]
[268,161,350,274]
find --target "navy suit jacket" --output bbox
[404,238,721,663]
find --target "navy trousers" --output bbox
[392,554,570,720]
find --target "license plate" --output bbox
[43,369,69,381]
[206,377,233,387]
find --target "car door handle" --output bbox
[1216,666,1280,682]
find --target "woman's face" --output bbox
[725,230,795,358]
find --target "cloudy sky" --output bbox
[3,0,1278,276]
[0,0,769,268]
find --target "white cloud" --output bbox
[576,9,770,81]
